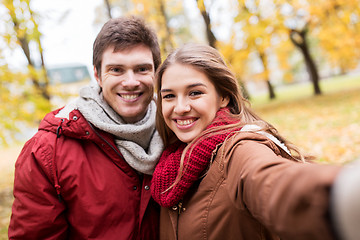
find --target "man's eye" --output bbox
[110,67,121,73]
[137,66,152,73]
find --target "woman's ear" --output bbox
[220,96,230,108]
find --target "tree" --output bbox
[195,0,216,48]
[106,0,193,57]
[194,0,251,99]
[0,61,50,145]
[2,0,51,100]
[234,0,282,100]
[104,0,112,19]
[311,0,360,74]
[0,0,51,145]
[274,0,360,95]
[289,27,321,94]
[217,40,252,99]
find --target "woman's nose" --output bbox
[174,98,191,114]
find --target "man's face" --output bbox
[95,44,155,123]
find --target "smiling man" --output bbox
[9,16,164,240]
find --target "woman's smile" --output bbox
[161,63,228,143]
[174,117,198,129]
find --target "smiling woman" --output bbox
[160,63,228,143]
[151,43,343,240]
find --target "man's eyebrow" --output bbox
[137,63,154,69]
[138,62,153,66]
[104,63,153,69]
[160,83,206,93]
[104,64,123,69]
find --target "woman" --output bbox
[151,43,341,240]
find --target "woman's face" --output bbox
[160,63,229,143]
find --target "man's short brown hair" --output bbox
[93,16,161,76]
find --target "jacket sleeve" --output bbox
[8,135,68,240]
[224,139,341,240]
[330,158,360,240]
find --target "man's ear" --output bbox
[220,96,230,108]
[94,66,102,87]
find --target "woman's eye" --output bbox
[162,94,175,99]
[189,91,203,96]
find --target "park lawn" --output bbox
[250,73,360,107]
[0,73,359,238]
[251,74,360,164]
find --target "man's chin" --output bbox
[117,108,148,123]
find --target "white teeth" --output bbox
[121,94,139,100]
[177,119,194,126]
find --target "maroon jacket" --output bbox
[8,108,159,240]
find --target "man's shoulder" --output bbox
[23,111,88,163]
[39,106,86,134]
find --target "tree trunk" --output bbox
[104,0,112,19]
[12,18,50,100]
[239,80,251,100]
[195,0,216,48]
[29,6,51,100]
[194,0,251,100]
[258,51,276,100]
[158,0,174,53]
[290,29,322,95]
[266,80,276,99]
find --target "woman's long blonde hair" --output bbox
[155,43,309,178]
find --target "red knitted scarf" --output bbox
[151,108,240,208]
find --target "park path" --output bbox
[0,145,22,236]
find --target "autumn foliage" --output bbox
[1,0,360,145]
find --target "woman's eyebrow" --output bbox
[160,88,172,93]
[187,83,206,88]
[160,83,206,93]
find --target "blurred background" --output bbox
[1,0,360,238]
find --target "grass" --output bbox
[0,146,20,240]
[250,74,360,107]
[251,73,360,164]
[0,73,359,238]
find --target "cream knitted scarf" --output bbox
[57,84,164,175]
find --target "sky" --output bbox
[1,0,231,76]
[1,0,104,77]
[33,0,104,71]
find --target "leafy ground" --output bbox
[0,74,359,238]
[253,74,360,164]
[0,146,20,239]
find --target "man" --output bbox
[8,16,164,240]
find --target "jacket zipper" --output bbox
[88,123,140,239]
[173,201,183,239]
[88,123,123,158]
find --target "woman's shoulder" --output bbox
[224,130,281,154]
[211,129,297,173]
[219,125,293,160]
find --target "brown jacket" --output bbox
[159,132,341,240]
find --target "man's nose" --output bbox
[122,71,140,89]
